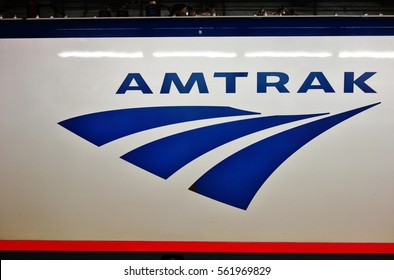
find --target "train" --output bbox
[1,16,393,255]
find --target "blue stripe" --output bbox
[190,102,380,210]
[121,113,327,179]
[58,106,258,146]
[1,17,394,38]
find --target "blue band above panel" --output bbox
[1,16,394,38]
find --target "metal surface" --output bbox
[0,17,393,251]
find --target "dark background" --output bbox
[1,0,394,18]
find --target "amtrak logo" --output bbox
[59,103,379,210]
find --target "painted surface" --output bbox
[0,21,393,242]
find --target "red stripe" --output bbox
[1,241,394,254]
